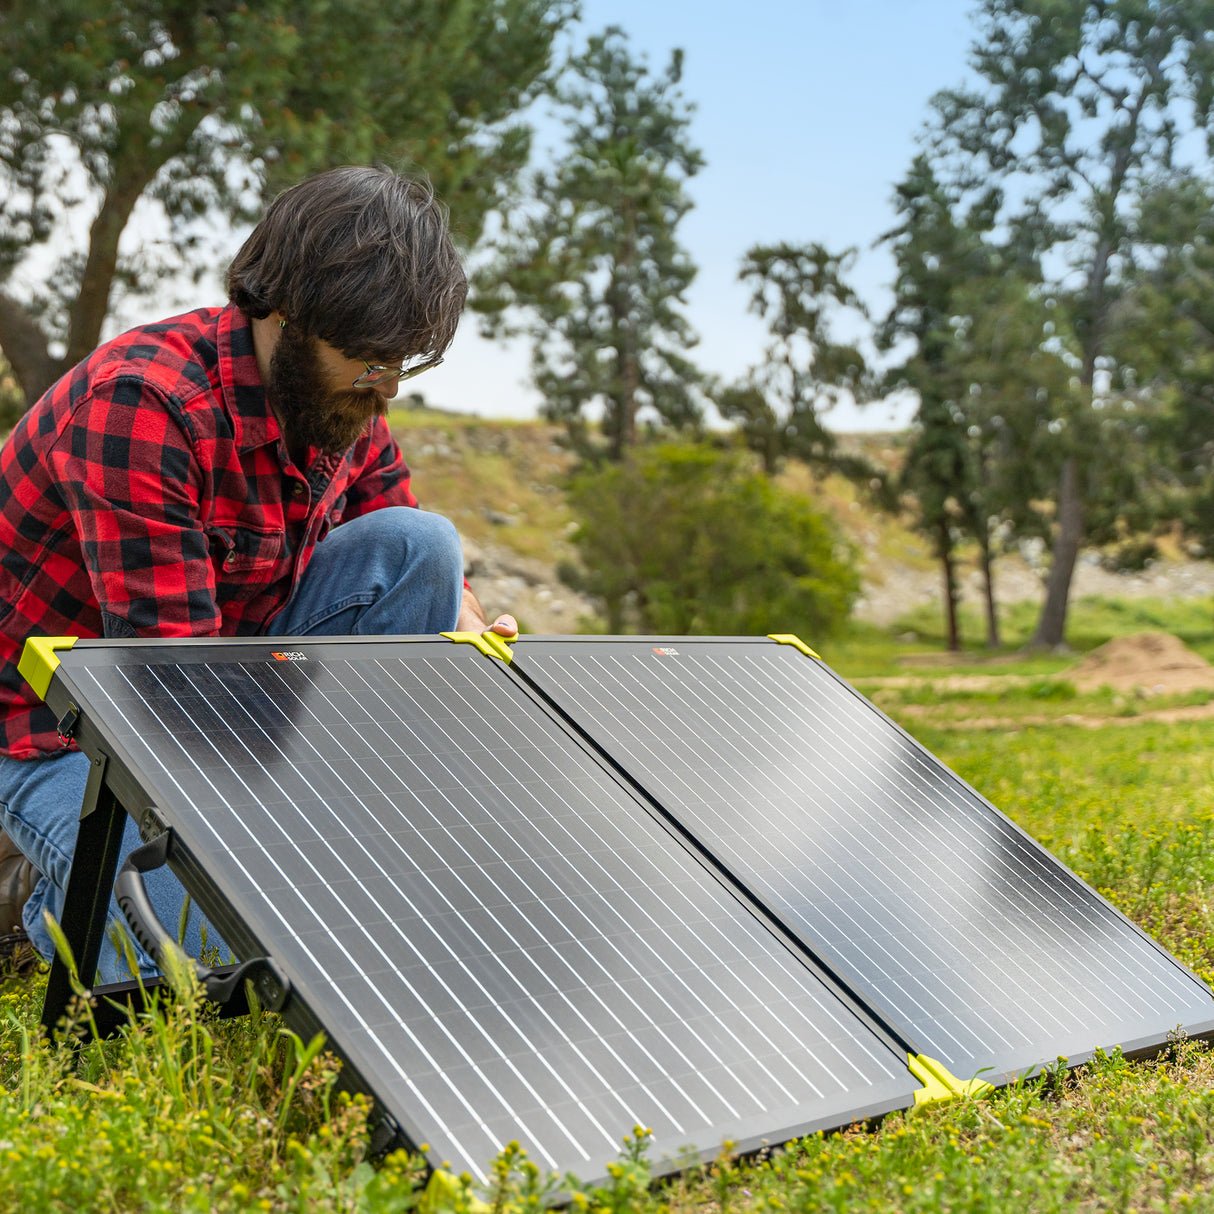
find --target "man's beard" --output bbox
[267,325,387,457]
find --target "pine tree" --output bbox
[474,27,704,461]
[723,242,871,479]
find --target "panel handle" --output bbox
[114,831,290,1011]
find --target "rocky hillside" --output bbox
[396,411,591,632]
[392,408,1214,635]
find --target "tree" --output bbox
[0,0,574,404]
[722,242,872,480]
[898,397,975,652]
[1116,175,1214,549]
[474,27,704,462]
[880,155,1006,650]
[931,0,1214,647]
[561,444,860,637]
[941,273,1080,644]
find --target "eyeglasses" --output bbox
[352,354,444,388]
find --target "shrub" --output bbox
[562,443,860,636]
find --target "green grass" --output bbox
[891,594,1214,662]
[865,681,1214,727]
[0,965,423,1211]
[4,627,1214,1211]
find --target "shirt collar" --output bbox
[217,303,282,452]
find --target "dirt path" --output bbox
[893,700,1214,731]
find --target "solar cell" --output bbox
[42,638,918,1181]
[507,637,1214,1085]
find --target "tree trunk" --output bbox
[979,545,1000,648]
[0,292,60,408]
[976,523,1000,648]
[611,200,639,462]
[1031,455,1084,649]
[65,175,150,369]
[1029,219,1110,649]
[617,350,639,460]
[1,150,161,407]
[938,519,961,652]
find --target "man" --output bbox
[0,165,515,980]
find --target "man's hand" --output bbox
[456,586,518,638]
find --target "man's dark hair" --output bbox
[227,166,467,361]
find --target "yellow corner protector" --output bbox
[17,636,78,701]
[768,633,821,661]
[908,1053,993,1105]
[441,630,515,663]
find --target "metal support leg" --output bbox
[40,754,126,1032]
[39,757,254,1037]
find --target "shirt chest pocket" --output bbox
[206,525,285,600]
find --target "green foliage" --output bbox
[0,965,419,1210]
[0,0,574,401]
[473,28,704,461]
[1115,175,1214,551]
[561,444,860,635]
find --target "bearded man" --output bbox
[0,165,515,978]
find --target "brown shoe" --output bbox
[0,826,38,936]
[0,927,37,975]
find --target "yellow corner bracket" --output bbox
[908,1053,993,1106]
[18,636,78,701]
[768,633,821,661]
[442,630,515,664]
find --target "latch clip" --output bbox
[56,703,80,747]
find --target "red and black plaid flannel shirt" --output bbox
[0,304,420,759]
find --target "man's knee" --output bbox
[377,507,463,583]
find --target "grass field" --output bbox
[3,601,1214,1211]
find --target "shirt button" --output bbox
[224,552,236,567]
[292,483,305,497]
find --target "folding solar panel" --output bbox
[505,636,1214,1086]
[29,636,920,1183]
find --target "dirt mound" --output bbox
[1069,632,1214,694]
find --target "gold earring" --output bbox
[278,318,287,330]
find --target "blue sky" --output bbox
[435,0,978,429]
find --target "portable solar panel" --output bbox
[28,636,920,1183]
[505,636,1214,1086]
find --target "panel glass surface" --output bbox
[59,641,916,1179]
[510,639,1214,1083]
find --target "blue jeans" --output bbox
[0,507,463,983]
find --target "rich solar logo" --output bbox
[270,650,307,662]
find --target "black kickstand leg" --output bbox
[40,754,128,1033]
